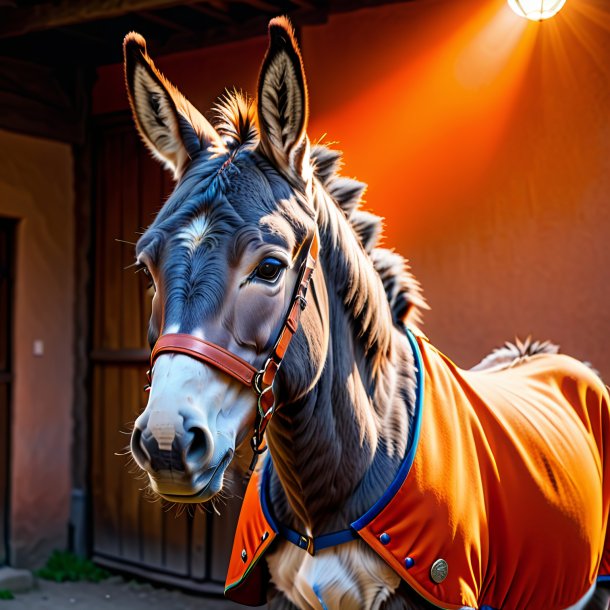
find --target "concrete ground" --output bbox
[0,576,244,609]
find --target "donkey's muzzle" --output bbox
[136,435,187,473]
[130,410,214,478]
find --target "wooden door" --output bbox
[90,116,244,593]
[0,219,15,566]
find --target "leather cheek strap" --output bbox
[150,334,259,387]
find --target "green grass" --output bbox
[36,551,110,583]
[0,589,14,600]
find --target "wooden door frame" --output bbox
[0,218,17,566]
[70,126,96,559]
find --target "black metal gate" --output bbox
[90,116,243,593]
[0,219,15,566]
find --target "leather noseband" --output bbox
[148,230,320,460]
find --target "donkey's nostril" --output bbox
[138,433,186,473]
[184,426,212,469]
[131,427,151,469]
[131,415,214,476]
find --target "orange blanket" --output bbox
[225,330,610,609]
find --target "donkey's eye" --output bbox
[136,263,155,290]
[255,257,285,282]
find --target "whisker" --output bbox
[210,497,222,516]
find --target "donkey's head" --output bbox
[126,19,330,502]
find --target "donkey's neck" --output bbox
[266,197,417,533]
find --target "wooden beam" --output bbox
[56,26,113,47]
[329,0,418,12]
[286,0,315,8]
[187,3,232,24]
[70,67,95,545]
[195,0,227,12]
[150,6,327,57]
[0,58,88,143]
[0,0,423,42]
[0,0,200,39]
[136,10,193,32]
[219,0,279,12]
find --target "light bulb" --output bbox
[508,0,567,20]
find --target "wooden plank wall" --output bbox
[90,117,242,592]
[0,219,15,566]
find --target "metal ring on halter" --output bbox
[253,360,272,395]
[257,385,275,419]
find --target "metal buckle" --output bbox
[247,432,268,476]
[254,358,276,419]
[250,434,268,456]
[299,535,315,556]
[296,294,307,310]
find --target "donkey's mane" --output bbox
[211,90,427,326]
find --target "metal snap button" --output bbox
[430,558,448,583]
[241,549,248,563]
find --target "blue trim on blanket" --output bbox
[597,575,610,582]
[351,327,425,530]
[259,458,279,534]
[259,326,424,553]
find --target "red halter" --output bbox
[148,230,320,458]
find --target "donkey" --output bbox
[124,17,610,610]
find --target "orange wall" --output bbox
[303,0,610,378]
[0,129,74,568]
[94,0,610,379]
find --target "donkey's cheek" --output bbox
[234,292,285,349]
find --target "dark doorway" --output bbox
[0,219,15,566]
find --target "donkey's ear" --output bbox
[123,32,223,179]
[257,17,311,183]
